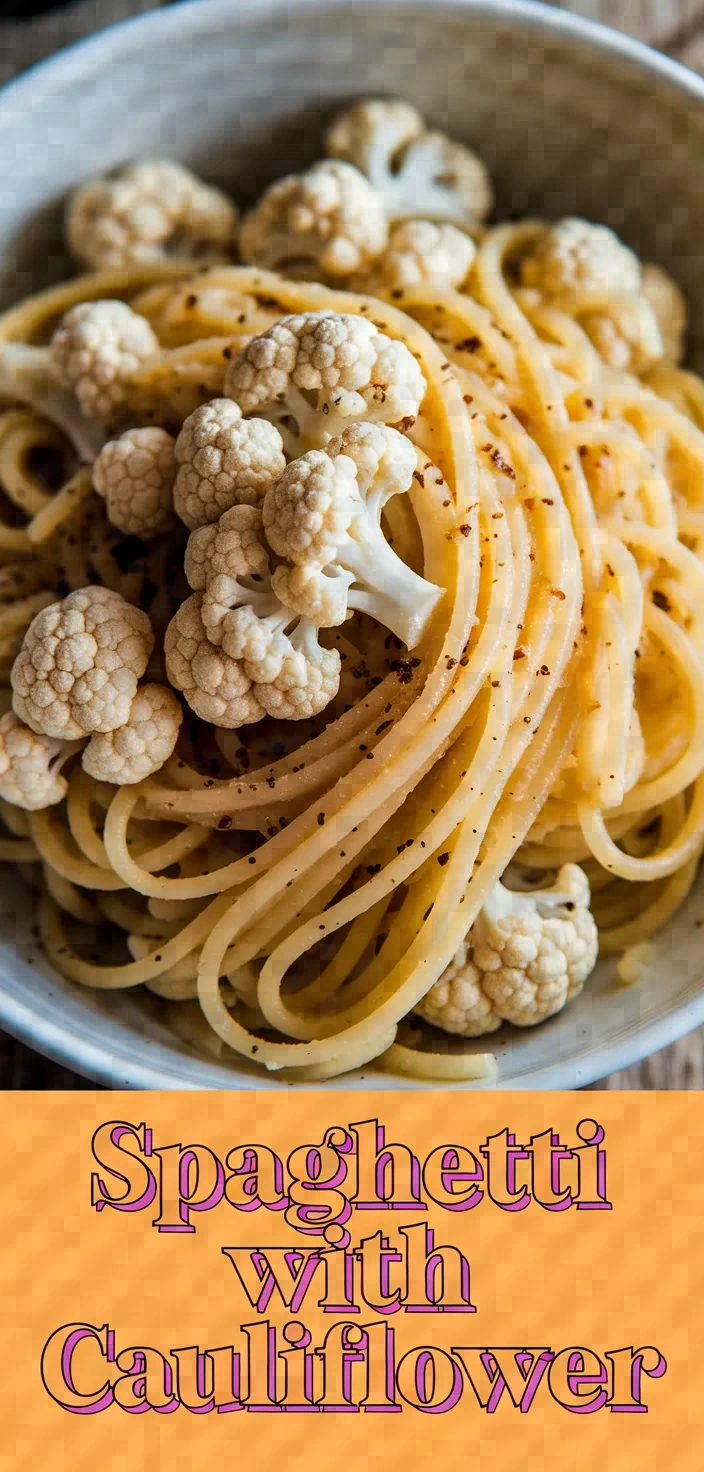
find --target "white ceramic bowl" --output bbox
[2,0,704,1088]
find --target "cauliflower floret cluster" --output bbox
[166,410,444,727]
[0,712,78,811]
[50,299,159,422]
[224,311,426,453]
[173,398,286,528]
[240,159,387,280]
[11,585,154,740]
[366,218,476,294]
[66,158,238,271]
[264,422,443,647]
[325,98,493,227]
[519,218,670,372]
[167,501,341,726]
[82,682,182,784]
[415,865,598,1036]
[92,426,177,538]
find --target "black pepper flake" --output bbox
[366,863,381,876]
[204,779,215,789]
[413,470,425,488]
[491,679,500,688]
[375,720,392,735]
[422,904,434,922]
[513,648,526,660]
[459,524,471,538]
[437,852,450,866]
[317,812,325,826]
[248,856,256,864]
[218,816,232,830]
[374,931,388,955]
[457,336,482,353]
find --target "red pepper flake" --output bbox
[446,657,457,670]
[523,497,535,511]
[396,415,416,432]
[513,648,526,660]
[459,524,471,537]
[413,471,425,487]
[542,497,554,505]
[218,815,232,830]
[437,852,450,866]
[457,336,482,352]
[550,587,566,600]
[491,679,500,688]
[463,394,474,404]
[539,664,550,675]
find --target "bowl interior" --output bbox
[1,0,703,1087]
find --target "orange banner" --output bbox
[2,1091,702,1470]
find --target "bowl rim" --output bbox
[2,0,704,1089]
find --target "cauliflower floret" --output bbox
[224,311,426,453]
[92,426,176,539]
[185,502,270,594]
[0,712,79,812]
[642,263,687,367]
[50,300,159,422]
[82,683,182,785]
[11,586,154,740]
[519,218,642,300]
[414,864,598,1035]
[256,619,340,720]
[371,219,476,293]
[326,98,492,227]
[164,593,265,727]
[240,159,387,280]
[66,159,238,271]
[271,562,354,626]
[173,398,285,529]
[414,947,503,1037]
[262,424,443,648]
[519,219,665,372]
[0,341,108,463]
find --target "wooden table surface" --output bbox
[2,0,704,1088]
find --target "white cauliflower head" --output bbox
[185,502,270,596]
[255,619,340,721]
[373,218,476,292]
[414,864,598,1036]
[519,219,667,373]
[82,682,182,785]
[519,217,642,301]
[50,300,159,422]
[240,159,387,280]
[173,398,285,529]
[0,712,78,812]
[66,158,238,271]
[224,311,426,453]
[11,586,154,740]
[164,593,265,727]
[262,424,442,648]
[326,97,493,227]
[92,426,176,539]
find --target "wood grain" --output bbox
[1,0,704,1087]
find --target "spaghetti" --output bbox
[0,211,703,1083]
